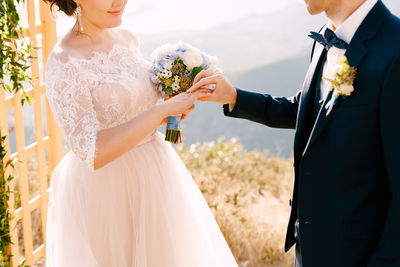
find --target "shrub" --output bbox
[176,137,295,266]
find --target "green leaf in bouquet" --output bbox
[164,87,174,94]
[192,66,204,78]
[176,58,187,70]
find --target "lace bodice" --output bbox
[45,40,161,172]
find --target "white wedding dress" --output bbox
[44,39,238,267]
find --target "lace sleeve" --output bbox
[45,55,100,172]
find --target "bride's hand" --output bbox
[160,104,195,125]
[159,89,212,119]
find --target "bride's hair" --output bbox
[42,0,77,16]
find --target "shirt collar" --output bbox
[327,0,378,44]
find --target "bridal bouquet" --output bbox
[150,41,219,144]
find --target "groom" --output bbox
[188,0,400,266]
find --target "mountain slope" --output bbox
[181,53,309,156]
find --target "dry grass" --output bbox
[176,137,295,267]
[19,137,294,266]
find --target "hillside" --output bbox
[137,4,326,74]
[180,52,309,156]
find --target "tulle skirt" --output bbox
[45,131,238,267]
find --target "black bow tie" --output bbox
[308,28,348,51]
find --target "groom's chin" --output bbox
[303,1,325,15]
[305,5,324,15]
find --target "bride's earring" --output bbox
[76,5,84,32]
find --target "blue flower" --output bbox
[201,53,210,69]
[157,60,165,71]
[166,52,178,60]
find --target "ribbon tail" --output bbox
[165,115,182,144]
[325,94,339,117]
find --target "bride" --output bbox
[42,0,238,266]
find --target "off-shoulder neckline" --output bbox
[49,39,139,64]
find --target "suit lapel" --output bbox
[293,45,325,161]
[300,0,390,157]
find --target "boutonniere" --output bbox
[323,56,357,116]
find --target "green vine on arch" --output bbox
[1,0,35,266]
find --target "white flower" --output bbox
[178,40,201,54]
[172,82,180,92]
[163,60,174,70]
[324,56,356,97]
[159,70,172,79]
[182,51,203,70]
[338,83,354,96]
[208,56,219,72]
[151,43,176,62]
[174,75,181,83]
[332,64,344,76]
[151,75,161,84]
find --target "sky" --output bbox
[55,0,303,35]
[120,0,302,33]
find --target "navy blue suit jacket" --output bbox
[223,1,400,266]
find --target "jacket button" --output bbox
[304,220,311,225]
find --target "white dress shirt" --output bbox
[318,0,378,101]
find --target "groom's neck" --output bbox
[325,0,366,30]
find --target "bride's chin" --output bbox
[101,16,123,28]
[106,20,123,29]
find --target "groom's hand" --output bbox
[187,69,237,107]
